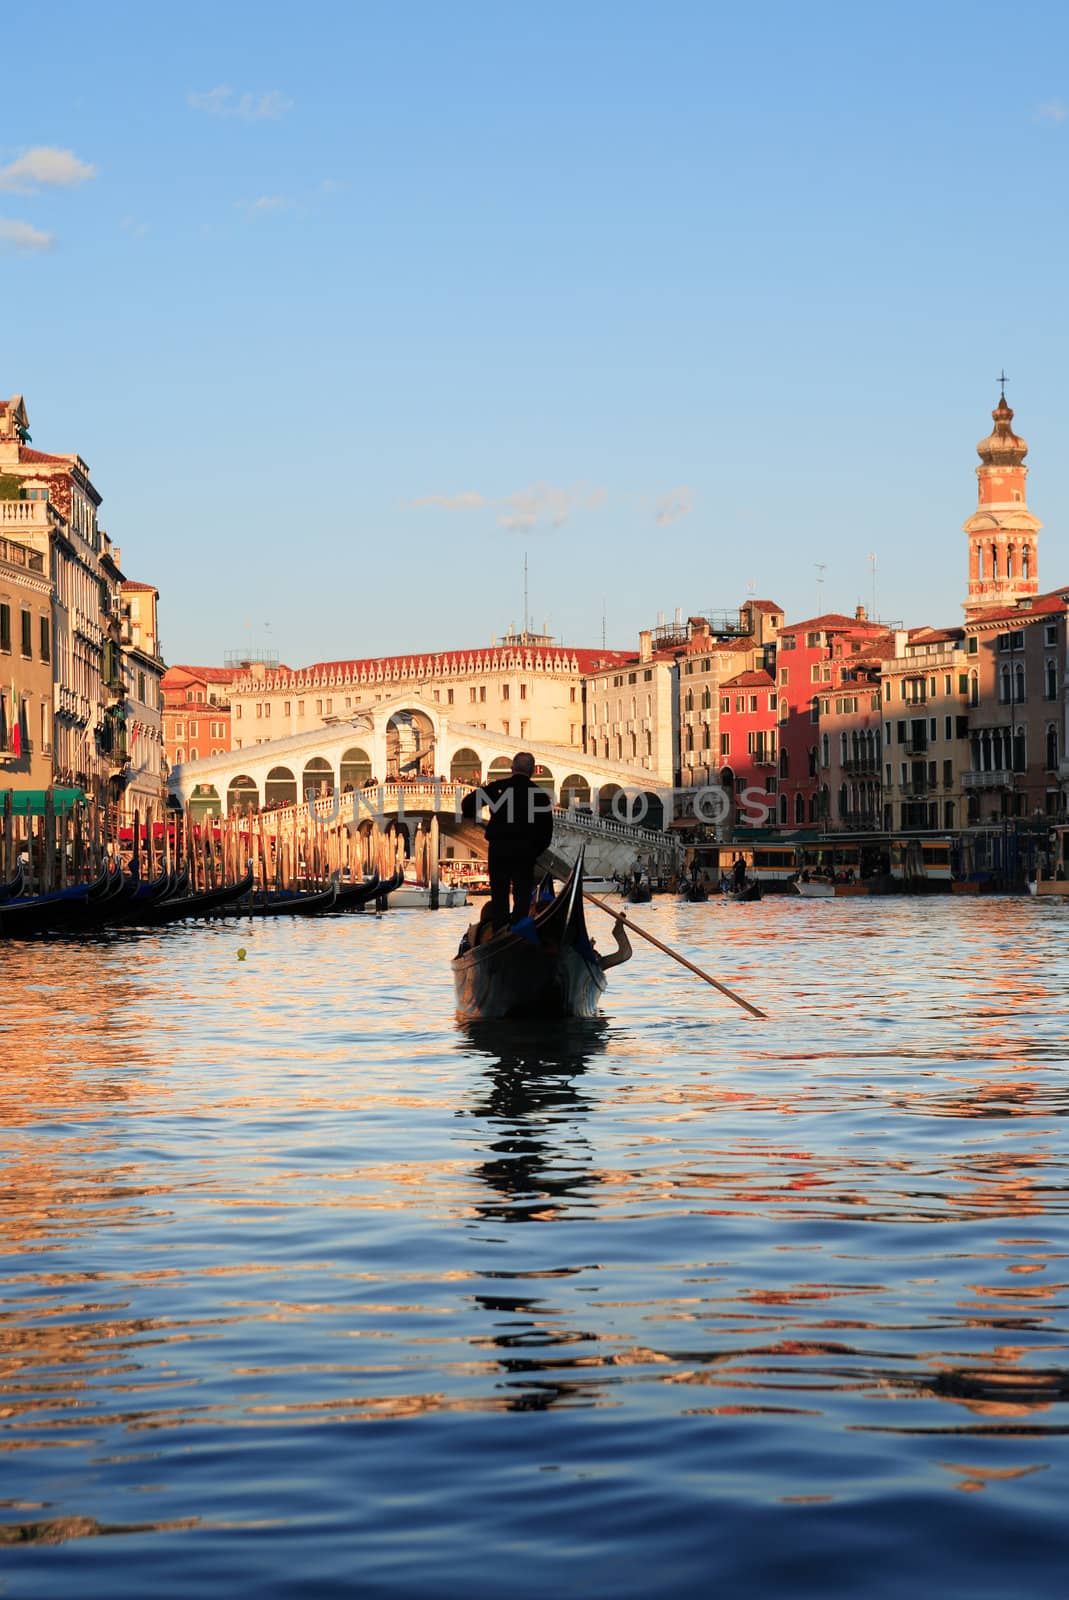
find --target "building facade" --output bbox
[230,629,629,770]
[0,528,54,790]
[162,665,241,770]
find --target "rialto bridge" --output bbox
[168,694,682,878]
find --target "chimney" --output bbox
[855,603,867,622]
[639,629,652,662]
[894,630,908,657]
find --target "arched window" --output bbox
[1046,725,1058,772]
[1015,663,1025,704]
[838,784,847,819]
[794,792,804,824]
[685,725,694,751]
[999,664,1011,704]
[684,690,693,712]
[970,671,979,707]
[807,793,818,823]
[821,733,829,769]
[1006,547,1014,579]
[778,794,787,824]
[1023,546,1031,580]
[977,545,984,580]
[991,544,999,580]
[1046,660,1058,701]
[701,687,711,710]
[779,748,789,780]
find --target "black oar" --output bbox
[583,890,767,1020]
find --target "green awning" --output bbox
[1,787,88,817]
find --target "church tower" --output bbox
[963,386,1041,618]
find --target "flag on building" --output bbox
[10,681,21,758]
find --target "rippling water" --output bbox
[2,895,1068,1598]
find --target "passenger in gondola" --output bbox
[457,900,496,956]
[460,751,554,930]
[593,915,633,970]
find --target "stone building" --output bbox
[879,628,969,831]
[963,390,1041,619]
[119,580,167,818]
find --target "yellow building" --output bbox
[0,529,54,791]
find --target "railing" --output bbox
[842,757,879,776]
[903,738,927,756]
[962,769,1014,790]
[0,534,45,572]
[0,500,50,530]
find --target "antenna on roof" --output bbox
[815,562,827,612]
[602,597,606,650]
[523,551,529,639]
[868,552,877,620]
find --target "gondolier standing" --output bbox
[461,751,554,930]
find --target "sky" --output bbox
[4,0,1069,667]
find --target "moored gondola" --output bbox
[136,868,256,926]
[238,879,340,918]
[452,849,608,1022]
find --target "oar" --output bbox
[583,890,767,1020]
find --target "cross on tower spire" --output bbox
[998,369,1008,399]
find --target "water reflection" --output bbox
[459,1019,608,1225]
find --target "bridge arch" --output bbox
[450,747,481,784]
[487,756,513,781]
[559,773,591,808]
[303,756,334,800]
[189,782,220,822]
[387,708,436,778]
[340,745,372,791]
[227,774,259,814]
[265,766,298,809]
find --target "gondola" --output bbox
[626,879,652,904]
[330,869,384,912]
[679,878,708,902]
[136,869,256,926]
[724,879,762,903]
[238,879,340,918]
[0,861,25,901]
[452,849,606,1022]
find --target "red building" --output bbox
[162,665,240,771]
[716,668,779,826]
[776,610,891,827]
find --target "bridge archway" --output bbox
[487,757,512,781]
[340,745,372,791]
[450,747,481,784]
[227,774,259,814]
[387,709,436,778]
[559,773,591,808]
[265,766,298,809]
[598,782,622,820]
[303,756,334,800]
[532,762,554,797]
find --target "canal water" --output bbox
[2,895,1068,1598]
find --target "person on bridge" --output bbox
[461,751,554,930]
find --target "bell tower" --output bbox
[963,383,1041,618]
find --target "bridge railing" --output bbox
[256,779,674,846]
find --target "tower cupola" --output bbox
[963,385,1040,618]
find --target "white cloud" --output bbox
[0,217,54,251]
[120,216,150,239]
[653,486,694,525]
[188,86,293,121]
[408,483,607,529]
[498,483,607,531]
[235,195,289,217]
[408,490,487,511]
[0,145,95,193]
[1034,100,1067,125]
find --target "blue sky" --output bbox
[4,0,1069,665]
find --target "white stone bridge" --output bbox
[168,693,682,879]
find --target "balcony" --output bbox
[0,500,51,534]
[903,738,928,756]
[0,534,45,572]
[843,757,879,776]
[962,769,1014,790]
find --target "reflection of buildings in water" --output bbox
[459,1018,608,1225]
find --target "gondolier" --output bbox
[461,751,553,929]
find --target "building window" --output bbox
[298,700,305,716]
[316,699,323,715]
[138,671,146,701]
[480,686,486,702]
[469,687,477,703]
[20,610,31,658]
[1046,660,1058,700]
[39,616,50,663]
[447,689,454,704]
[519,684,527,700]
[502,683,510,700]
[325,699,332,714]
